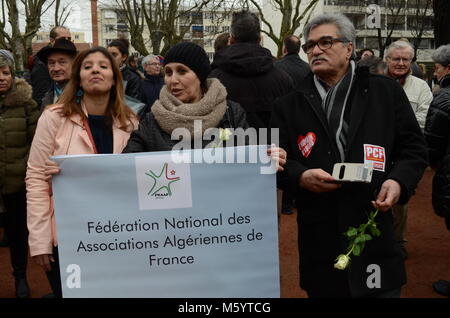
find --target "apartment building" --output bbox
[262,0,435,62]
[97,5,233,60]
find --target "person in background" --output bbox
[357,55,387,75]
[37,38,77,110]
[385,40,433,258]
[210,10,292,135]
[139,54,164,117]
[214,32,230,53]
[424,44,450,298]
[0,50,40,298]
[127,55,144,79]
[26,47,138,298]
[274,35,310,89]
[107,39,143,101]
[357,48,374,61]
[31,26,72,108]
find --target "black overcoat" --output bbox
[271,67,428,297]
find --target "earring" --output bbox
[76,88,84,104]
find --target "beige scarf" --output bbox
[152,78,227,138]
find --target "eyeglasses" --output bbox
[147,63,160,66]
[387,57,412,64]
[302,36,348,54]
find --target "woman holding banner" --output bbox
[121,42,286,168]
[26,47,138,298]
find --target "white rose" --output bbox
[334,254,350,270]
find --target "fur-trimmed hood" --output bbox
[3,78,33,107]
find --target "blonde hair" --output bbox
[58,47,135,131]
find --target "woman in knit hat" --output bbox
[0,50,40,298]
[123,41,286,171]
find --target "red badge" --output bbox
[298,132,316,158]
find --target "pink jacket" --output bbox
[26,104,138,257]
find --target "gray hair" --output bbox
[142,54,159,66]
[432,44,450,66]
[0,50,15,75]
[303,13,356,45]
[386,40,414,59]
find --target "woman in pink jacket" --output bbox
[26,47,138,298]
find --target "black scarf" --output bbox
[314,60,356,161]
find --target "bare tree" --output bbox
[0,0,58,71]
[110,0,235,56]
[408,0,433,57]
[374,0,407,58]
[244,0,319,58]
[54,0,73,27]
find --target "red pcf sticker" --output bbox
[298,132,316,158]
[364,144,385,171]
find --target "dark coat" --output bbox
[274,53,310,89]
[123,101,248,153]
[0,79,40,194]
[40,88,55,111]
[30,54,52,108]
[271,67,428,297]
[140,74,164,116]
[122,66,143,102]
[209,43,292,131]
[424,75,450,218]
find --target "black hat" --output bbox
[164,42,211,84]
[37,38,77,64]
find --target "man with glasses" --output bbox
[271,13,427,298]
[386,40,432,131]
[139,54,164,117]
[385,40,433,260]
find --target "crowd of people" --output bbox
[0,9,449,298]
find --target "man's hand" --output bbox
[299,169,342,193]
[372,179,402,212]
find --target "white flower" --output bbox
[334,254,350,270]
[219,128,232,142]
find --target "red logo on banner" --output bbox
[297,132,316,158]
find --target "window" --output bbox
[75,35,80,40]
[104,10,116,19]
[117,23,128,32]
[105,25,115,33]
[180,25,190,35]
[221,26,230,33]
[191,12,203,25]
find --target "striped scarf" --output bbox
[314,60,356,161]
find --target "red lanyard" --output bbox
[82,118,98,154]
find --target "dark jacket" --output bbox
[40,88,55,111]
[123,101,248,153]
[30,53,52,108]
[209,43,292,131]
[274,53,310,89]
[424,75,450,218]
[271,67,428,297]
[140,74,164,116]
[122,65,143,102]
[0,79,40,194]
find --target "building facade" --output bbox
[97,5,234,60]
[261,0,435,62]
